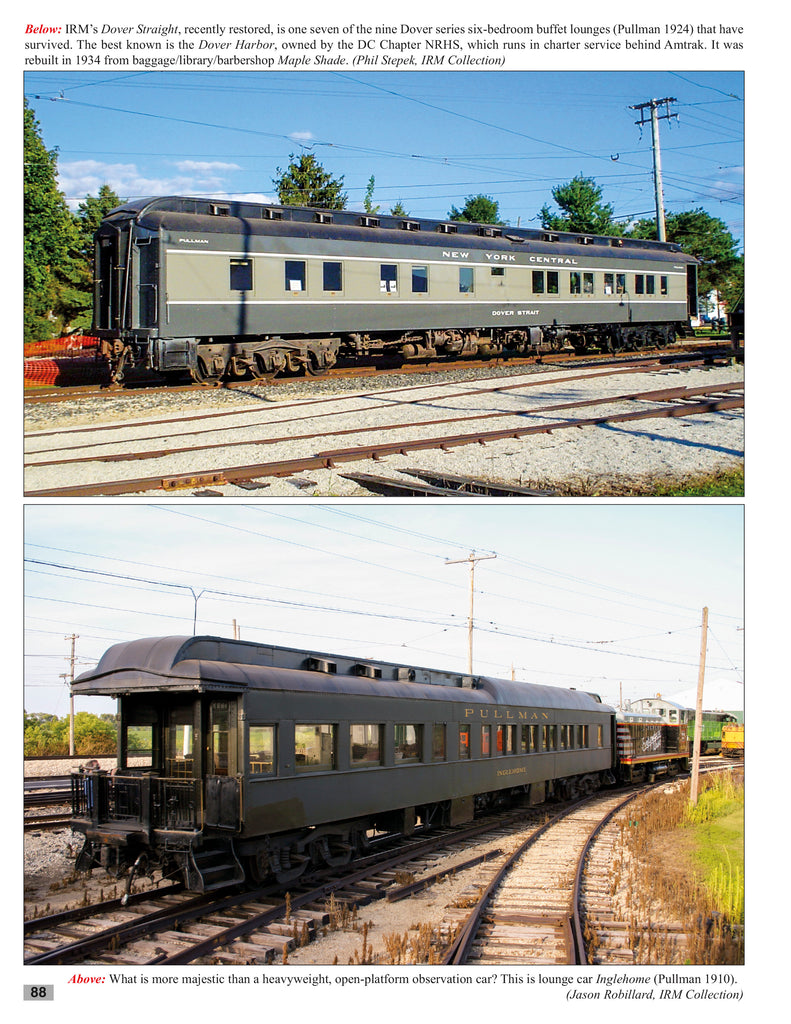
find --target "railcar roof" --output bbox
[101,195,695,261]
[71,635,612,713]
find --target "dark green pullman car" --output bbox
[71,635,615,892]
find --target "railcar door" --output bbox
[204,699,241,830]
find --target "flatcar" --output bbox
[629,696,739,754]
[92,196,699,384]
[720,722,744,758]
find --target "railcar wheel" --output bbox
[305,354,329,377]
[192,356,223,387]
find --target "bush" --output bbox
[24,711,117,756]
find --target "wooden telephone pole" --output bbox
[689,607,709,806]
[445,551,496,673]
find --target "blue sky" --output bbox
[24,504,744,718]
[23,70,744,245]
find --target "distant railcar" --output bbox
[92,197,700,384]
[614,712,689,783]
[720,722,744,758]
[629,696,738,755]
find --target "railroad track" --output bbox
[25,764,740,966]
[24,343,735,405]
[441,790,639,965]
[24,357,743,497]
[442,763,741,966]
[23,806,555,966]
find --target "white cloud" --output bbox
[57,159,247,207]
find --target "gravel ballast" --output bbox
[24,361,744,496]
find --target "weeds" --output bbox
[598,772,744,964]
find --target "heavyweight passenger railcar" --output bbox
[92,197,699,384]
[69,636,689,893]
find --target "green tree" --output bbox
[390,201,410,217]
[363,175,380,215]
[539,175,622,235]
[24,99,82,342]
[67,185,124,333]
[449,194,502,224]
[75,184,122,260]
[73,711,117,755]
[23,711,117,756]
[272,152,347,209]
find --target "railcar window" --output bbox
[295,724,336,771]
[481,724,492,756]
[351,724,382,765]
[532,271,545,294]
[583,273,594,295]
[521,724,539,753]
[230,259,253,291]
[491,267,505,279]
[411,265,428,293]
[597,725,603,747]
[432,724,446,761]
[559,725,569,750]
[395,724,422,762]
[285,260,306,292]
[380,264,398,293]
[635,274,645,294]
[646,275,655,294]
[543,724,557,751]
[323,261,342,292]
[249,726,275,775]
[496,724,517,755]
[166,722,194,778]
[616,274,626,294]
[209,702,231,776]
[547,272,559,294]
[459,725,471,759]
[660,276,668,295]
[570,272,581,295]
[604,273,614,295]
[125,725,153,767]
[459,267,474,293]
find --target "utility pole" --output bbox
[445,551,496,673]
[689,607,709,806]
[630,97,677,241]
[189,588,205,635]
[62,634,79,756]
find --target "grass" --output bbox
[650,466,744,497]
[592,771,745,963]
[685,777,745,923]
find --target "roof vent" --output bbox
[351,663,383,679]
[303,657,337,674]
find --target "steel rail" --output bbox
[23,356,704,443]
[570,790,645,964]
[26,380,744,469]
[25,391,743,498]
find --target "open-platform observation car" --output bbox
[70,635,632,893]
[92,197,699,385]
